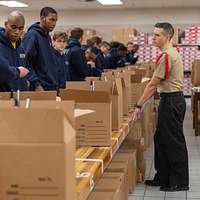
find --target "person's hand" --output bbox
[87,61,96,68]
[131,107,142,122]
[18,66,29,78]
[35,85,44,91]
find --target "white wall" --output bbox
[1,7,200,40]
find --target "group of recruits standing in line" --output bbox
[0,6,139,92]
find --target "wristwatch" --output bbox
[135,103,142,109]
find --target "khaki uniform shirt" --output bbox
[153,44,183,93]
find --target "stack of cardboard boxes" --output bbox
[112,28,137,44]
[82,29,96,44]
[0,64,158,200]
[191,60,200,87]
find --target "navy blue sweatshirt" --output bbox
[53,48,70,89]
[96,51,106,72]
[22,22,58,91]
[0,57,21,91]
[104,48,126,69]
[126,51,138,65]
[0,28,29,92]
[66,37,101,81]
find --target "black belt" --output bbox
[160,91,183,98]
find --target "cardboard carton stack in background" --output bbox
[82,29,96,44]
[172,27,180,45]
[112,27,137,44]
[191,60,200,87]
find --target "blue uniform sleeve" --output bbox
[0,57,20,83]
[126,52,138,64]
[66,64,71,81]
[91,66,101,77]
[95,55,104,73]
[104,54,112,69]
[71,49,93,77]
[117,58,126,68]
[22,35,41,89]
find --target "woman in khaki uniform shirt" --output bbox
[132,22,189,192]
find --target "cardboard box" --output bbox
[121,137,144,165]
[120,71,133,116]
[192,60,200,86]
[130,74,149,107]
[172,27,179,45]
[0,105,76,200]
[87,172,126,200]
[93,78,123,130]
[82,29,96,44]
[105,161,129,199]
[60,89,112,146]
[66,79,123,131]
[112,27,137,44]
[120,135,145,183]
[0,100,75,126]
[0,92,11,100]
[112,151,137,193]
[13,91,57,100]
[137,159,146,183]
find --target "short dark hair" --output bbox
[154,22,174,40]
[53,31,68,41]
[110,41,122,49]
[71,27,84,40]
[87,36,102,46]
[101,41,111,47]
[40,7,57,17]
[118,44,127,52]
[86,46,99,55]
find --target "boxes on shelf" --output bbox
[13,91,58,100]
[0,101,76,200]
[139,97,155,149]
[66,78,123,131]
[112,151,137,193]
[120,136,145,183]
[76,146,112,200]
[105,157,129,199]
[0,92,12,100]
[87,172,127,200]
[60,89,112,147]
[130,74,149,108]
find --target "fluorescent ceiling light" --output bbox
[97,0,123,5]
[0,1,28,7]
